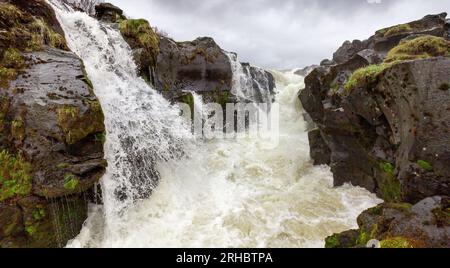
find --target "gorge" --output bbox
[0,0,448,248]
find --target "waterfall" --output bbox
[228,52,275,104]
[49,0,193,234]
[49,1,381,248]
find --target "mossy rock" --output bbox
[385,35,450,63]
[0,150,32,202]
[380,237,416,248]
[0,3,68,52]
[56,100,105,145]
[344,64,389,93]
[378,23,413,37]
[119,19,160,63]
[1,48,24,69]
[0,67,17,88]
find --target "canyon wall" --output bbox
[300,13,450,247]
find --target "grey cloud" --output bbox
[109,0,449,69]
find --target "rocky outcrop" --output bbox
[152,36,234,105]
[299,13,450,247]
[94,2,124,23]
[326,197,450,248]
[0,0,105,248]
[101,8,276,108]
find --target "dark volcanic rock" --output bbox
[327,197,450,248]
[153,36,234,102]
[0,1,106,248]
[300,13,450,248]
[94,3,124,23]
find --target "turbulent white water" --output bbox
[50,1,381,248]
[228,52,274,104]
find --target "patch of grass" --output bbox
[119,19,160,60]
[380,237,415,248]
[63,173,79,191]
[385,35,450,63]
[344,64,388,92]
[382,24,413,37]
[380,162,395,175]
[0,150,32,201]
[378,172,402,202]
[325,234,340,248]
[0,67,17,88]
[27,18,68,51]
[1,48,24,69]
[32,208,46,221]
[417,160,433,172]
[25,226,37,236]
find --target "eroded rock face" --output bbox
[1,1,106,248]
[299,13,450,247]
[300,13,450,202]
[153,36,234,103]
[326,197,450,248]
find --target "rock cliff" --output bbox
[0,0,106,248]
[299,13,450,247]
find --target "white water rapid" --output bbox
[50,1,381,248]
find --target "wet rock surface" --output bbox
[299,13,450,247]
[0,1,105,248]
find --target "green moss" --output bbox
[380,162,395,175]
[325,234,340,248]
[382,24,413,37]
[0,150,32,201]
[380,237,415,248]
[56,163,70,170]
[378,173,402,202]
[32,208,46,221]
[385,35,450,63]
[417,160,433,172]
[119,19,160,61]
[0,67,17,88]
[94,132,106,143]
[63,173,79,191]
[27,18,68,51]
[344,64,388,92]
[25,226,37,236]
[1,48,24,69]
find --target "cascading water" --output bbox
[228,52,275,104]
[48,0,193,238]
[50,1,381,248]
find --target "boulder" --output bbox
[94,2,124,23]
[326,197,450,248]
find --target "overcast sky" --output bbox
[109,0,449,69]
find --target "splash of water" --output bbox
[49,0,193,237]
[50,1,381,248]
